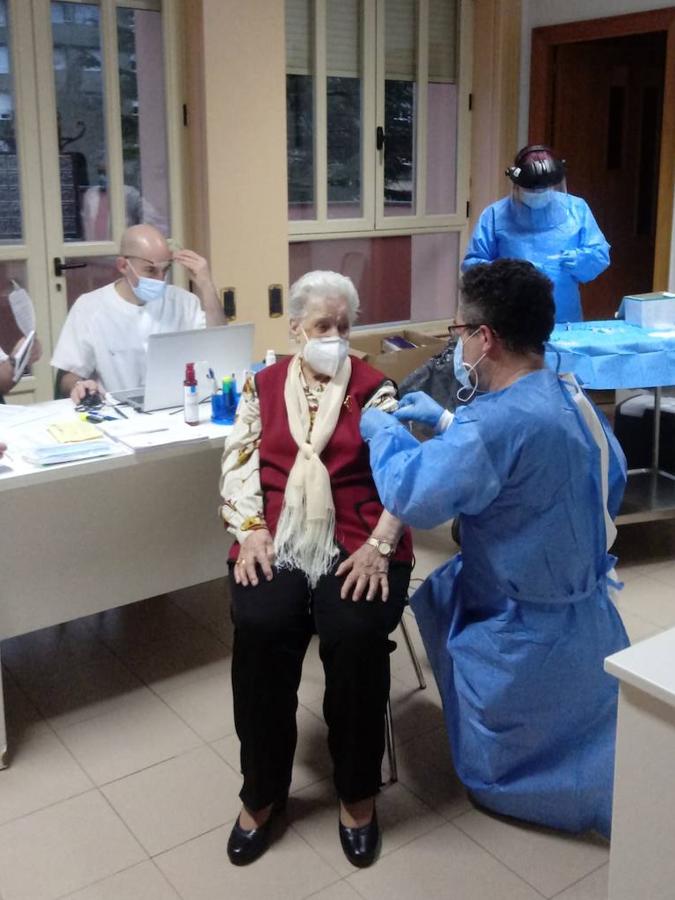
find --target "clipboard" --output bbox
[12,330,35,383]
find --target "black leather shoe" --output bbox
[339,812,381,868]
[227,796,287,867]
[227,815,274,866]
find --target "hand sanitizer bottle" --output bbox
[183,362,199,426]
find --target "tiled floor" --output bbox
[1,520,674,900]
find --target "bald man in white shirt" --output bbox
[52,224,226,404]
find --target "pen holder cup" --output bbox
[211,392,238,424]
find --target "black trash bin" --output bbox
[613,393,675,475]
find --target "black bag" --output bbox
[398,339,467,439]
[613,394,675,475]
[399,338,466,412]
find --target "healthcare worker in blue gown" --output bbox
[360,259,629,837]
[463,144,610,323]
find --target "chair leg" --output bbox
[384,697,397,784]
[399,614,426,690]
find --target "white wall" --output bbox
[519,0,675,290]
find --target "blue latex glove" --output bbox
[392,391,444,428]
[360,407,395,442]
[559,249,578,271]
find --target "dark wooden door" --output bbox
[549,32,666,320]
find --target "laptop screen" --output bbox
[143,323,255,411]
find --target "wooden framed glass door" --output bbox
[0,0,183,403]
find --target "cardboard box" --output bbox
[350,328,448,383]
[623,292,675,330]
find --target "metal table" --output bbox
[545,321,675,524]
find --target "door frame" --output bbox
[528,7,675,291]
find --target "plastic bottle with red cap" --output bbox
[183,362,199,426]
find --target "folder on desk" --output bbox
[22,440,115,466]
[48,420,103,443]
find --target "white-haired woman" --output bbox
[219,270,413,868]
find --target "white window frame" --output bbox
[0,0,52,401]
[34,0,183,258]
[31,0,185,345]
[0,0,184,401]
[288,0,472,243]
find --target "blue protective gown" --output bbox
[362,369,629,836]
[463,194,610,323]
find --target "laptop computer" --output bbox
[112,323,255,412]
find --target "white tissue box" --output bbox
[623,292,675,329]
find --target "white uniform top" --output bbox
[51,281,206,392]
[0,347,8,363]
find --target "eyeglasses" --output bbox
[124,256,173,279]
[447,319,483,339]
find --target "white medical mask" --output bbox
[301,330,349,378]
[127,261,167,305]
[520,189,553,210]
[453,330,485,402]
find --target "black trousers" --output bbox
[229,560,411,811]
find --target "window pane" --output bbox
[289,231,458,325]
[384,0,417,217]
[286,0,315,220]
[0,260,27,356]
[425,83,457,215]
[426,0,457,215]
[115,7,170,237]
[52,1,108,242]
[327,0,362,219]
[0,0,23,243]
[410,231,459,319]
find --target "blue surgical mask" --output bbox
[453,330,485,402]
[127,261,166,305]
[453,338,472,389]
[520,189,553,210]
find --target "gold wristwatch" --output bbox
[366,536,394,558]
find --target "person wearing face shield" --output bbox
[51,224,225,404]
[219,270,413,868]
[360,259,629,838]
[462,144,610,322]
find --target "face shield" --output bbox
[505,151,567,210]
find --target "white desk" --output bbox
[604,629,675,899]
[0,402,231,766]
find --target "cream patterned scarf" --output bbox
[274,353,352,586]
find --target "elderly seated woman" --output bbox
[219,270,413,868]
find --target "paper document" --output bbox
[100,414,210,451]
[47,420,103,443]
[9,284,36,336]
[0,400,73,429]
[12,330,35,383]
